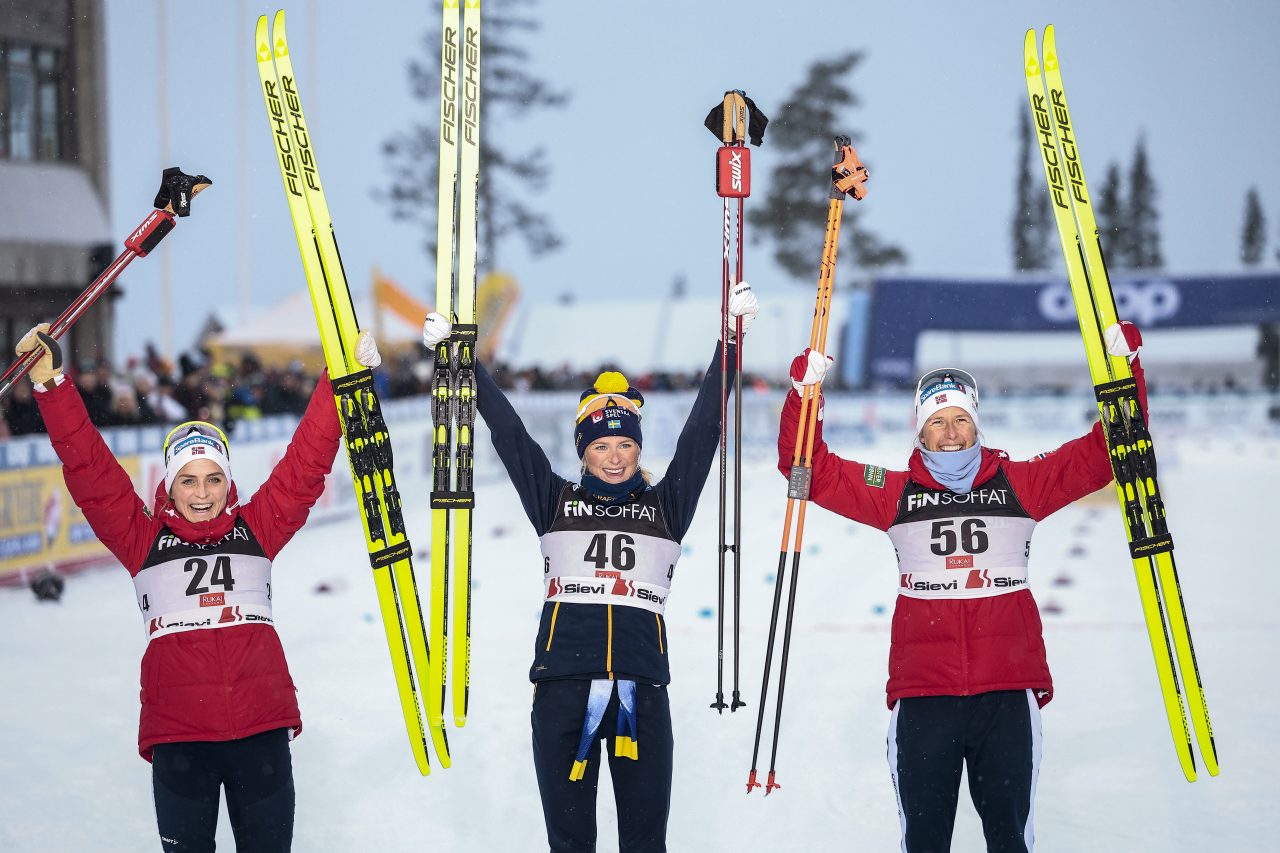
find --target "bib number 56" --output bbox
[929,519,988,556]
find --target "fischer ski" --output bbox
[703,90,767,715]
[747,140,868,794]
[1024,25,1216,782]
[0,168,211,402]
[431,0,481,749]
[255,10,439,775]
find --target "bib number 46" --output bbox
[583,533,635,571]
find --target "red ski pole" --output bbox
[0,167,211,401]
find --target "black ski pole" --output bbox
[704,90,766,713]
[0,167,211,402]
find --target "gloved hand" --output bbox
[15,323,63,387]
[422,312,452,349]
[355,329,382,368]
[789,347,834,394]
[1104,320,1142,363]
[725,281,759,343]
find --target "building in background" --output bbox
[0,0,112,364]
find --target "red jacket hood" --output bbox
[151,479,243,545]
[906,445,1010,491]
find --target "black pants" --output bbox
[152,728,295,853]
[887,690,1041,853]
[531,680,673,852]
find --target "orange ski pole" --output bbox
[748,138,868,795]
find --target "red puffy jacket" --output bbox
[778,369,1144,708]
[36,373,340,760]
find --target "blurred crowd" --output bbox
[1,344,776,440]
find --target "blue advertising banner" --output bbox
[864,273,1280,385]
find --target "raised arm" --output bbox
[778,351,901,531]
[34,377,154,573]
[241,371,342,558]
[475,361,568,536]
[653,343,734,542]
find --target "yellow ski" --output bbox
[1025,25,1216,781]
[256,10,436,775]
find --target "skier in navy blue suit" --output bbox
[423,282,757,852]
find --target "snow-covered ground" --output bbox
[1,414,1275,851]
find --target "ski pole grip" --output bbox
[831,137,869,200]
[153,166,213,217]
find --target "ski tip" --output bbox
[272,9,288,55]
[454,715,467,728]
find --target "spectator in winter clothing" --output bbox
[781,321,1146,853]
[423,282,759,853]
[15,322,383,853]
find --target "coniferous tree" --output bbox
[1011,101,1054,272]
[1241,187,1266,267]
[382,0,569,269]
[748,52,906,285]
[1127,136,1163,269]
[1095,162,1128,267]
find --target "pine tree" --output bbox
[1127,136,1163,269]
[381,0,569,269]
[747,52,906,285]
[1241,187,1266,267]
[1095,162,1128,267]
[1011,101,1054,272]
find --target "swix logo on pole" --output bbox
[716,146,751,198]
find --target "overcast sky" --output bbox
[101,0,1280,362]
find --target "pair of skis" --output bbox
[747,140,869,794]
[430,0,481,751]
[255,11,443,774]
[0,168,211,403]
[1024,26,1217,782]
[703,90,767,715]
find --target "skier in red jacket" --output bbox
[16,323,381,853]
[781,322,1145,853]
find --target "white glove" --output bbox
[790,348,834,394]
[1104,320,1143,364]
[725,281,759,343]
[355,329,382,368]
[422,312,452,349]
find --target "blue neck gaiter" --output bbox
[918,442,983,494]
[581,470,645,503]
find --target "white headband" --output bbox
[164,433,231,493]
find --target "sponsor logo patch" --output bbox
[199,592,225,607]
[864,465,886,488]
[946,555,974,570]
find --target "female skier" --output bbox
[782,321,1145,853]
[424,281,757,852]
[16,323,382,853]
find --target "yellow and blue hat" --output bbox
[574,372,644,458]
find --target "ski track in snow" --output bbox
[1,425,1276,851]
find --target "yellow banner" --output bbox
[0,456,143,580]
